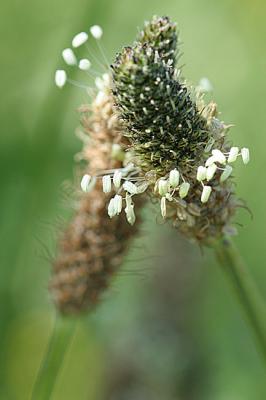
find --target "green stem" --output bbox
[31,315,77,400]
[214,237,266,362]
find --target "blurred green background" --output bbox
[0,0,266,398]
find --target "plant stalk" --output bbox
[214,236,266,362]
[31,315,77,400]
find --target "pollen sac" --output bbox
[179,182,190,199]
[81,174,91,192]
[169,169,180,187]
[201,185,212,203]
[196,166,207,181]
[55,70,67,88]
[102,175,112,193]
[241,148,250,164]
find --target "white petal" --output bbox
[241,147,250,164]
[80,174,91,192]
[55,70,67,88]
[102,175,112,193]
[123,181,138,195]
[90,25,103,39]
[227,146,239,163]
[179,182,190,199]
[79,58,91,70]
[62,48,77,65]
[113,170,122,188]
[169,169,180,187]
[72,32,88,48]
[196,166,207,181]
[201,186,212,203]
[220,165,233,182]
[161,197,167,218]
[206,163,217,181]
[212,149,226,164]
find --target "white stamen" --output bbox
[227,146,239,163]
[113,170,122,188]
[169,169,180,187]
[205,155,216,167]
[161,197,167,218]
[79,58,91,70]
[241,147,250,164]
[113,194,123,214]
[95,77,105,90]
[201,186,212,203]
[102,175,112,193]
[158,179,169,196]
[206,163,217,181]
[108,198,116,218]
[211,149,226,164]
[80,174,91,192]
[125,193,132,208]
[55,70,67,88]
[125,195,135,225]
[72,32,88,48]
[196,166,207,181]
[220,165,233,182]
[136,182,149,194]
[198,77,213,93]
[165,193,173,201]
[94,90,108,106]
[102,73,110,85]
[90,25,103,39]
[62,48,77,65]
[179,182,190,199]
[123,181,138,195]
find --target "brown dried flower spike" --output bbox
[51,74,144,315]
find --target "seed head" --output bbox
[109,16,250,243]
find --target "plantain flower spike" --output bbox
[110,15,249,244]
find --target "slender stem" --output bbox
[31,315,77,400]
[214,237,266,362]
